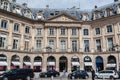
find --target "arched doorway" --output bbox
[106,55,116,70]
[47,56,56,71]
[23,56,31,69]
[71,56,80,72]
[0,54,7,71]
[84,56,92,72]
[95,56,104,72]
[11,55,20,69]
[59,56,68,72]
[34,56,42,72]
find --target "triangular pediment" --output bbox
[47,13,80,22]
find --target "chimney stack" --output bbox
[46,5,49,9]
[114,0,118,2]
[22,3,27,7]
[12,0,16,3]
[95,5,97,9]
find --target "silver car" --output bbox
[95,70,119,79]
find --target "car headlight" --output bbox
[0,75,3,77]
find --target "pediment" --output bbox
[47,13,80,22]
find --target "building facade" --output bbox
[0,0,120,72]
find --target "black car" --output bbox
[0,68,34,80]
[39,70,60,78]
[68,70,89,79]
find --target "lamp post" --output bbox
[113,44,120,70]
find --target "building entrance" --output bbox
[59,56,67,72]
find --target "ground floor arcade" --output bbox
[0,51,119,73]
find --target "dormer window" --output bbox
[15,8,21,14]
[2,2,8,11]
[25,10,31,18]
[82,13,89,21]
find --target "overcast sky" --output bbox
[16,0,114,10]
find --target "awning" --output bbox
[106,64,116,67]
[72,62,80,66]
[34,62,42,66]
[24,62,32,66]
[84,62,93,66]
[47,62,55,66]
[12,62,21,66]
[0,61,8,66]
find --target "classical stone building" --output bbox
[0,0,120,73]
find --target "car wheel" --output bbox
[72,76,75,79]
[45,75,47,78]
[3,77,8,80]
[85,75,89,79]
[26,76,31,80]
[95,75,98,79]
[56,74,59,77]
[110,76,114,80]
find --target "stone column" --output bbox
[80,56,84,70]
[8,20,13,49]
[20,56,23,68]
[44,28,48,52]
[90,27,94,52]
[7,55,11,70]
[78,27,82,52]
[31,55,34,69]
[56,27,59,52]
[20,23,25,50]
[67,28,71,52]
[56,56,59,71]
[67,57,71,73]
[42,54,47,72]
[31,26,35,51]
[102,26,106,52]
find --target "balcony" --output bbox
[60,49,67,52]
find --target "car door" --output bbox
[98,71,105,78]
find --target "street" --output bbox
[33,72,120,80]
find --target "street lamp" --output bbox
[113,44,120,70]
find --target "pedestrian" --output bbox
[91,68,95,80]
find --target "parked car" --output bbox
[39,70,60,78]
[0,68,34,80]
[68,70,89,79]
[95,70,119,79]
[117,71,120,78]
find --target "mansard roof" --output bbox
[1,0,120,21]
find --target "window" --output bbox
[13,39,18,49]
[1,20,7,29]
[14,23,19,31]
[96,39,101,51]
[83,29,89,35]
[72,28,77,35]
[84,40,89,52]
[24,40,29,50]
[49,28,54,35]
[61,28,65,35]
[107,11,110,17]
[72,40,77,52]
[25,26,30,34]
[36,40,41,49]
[107,37,114,51]
[37,28,42,35]
[0,37,6,48]
[96,28,100,35]
[49,40,54,48]
[107,25,112,33]
[61,40,66,51]
[3,2,8,10]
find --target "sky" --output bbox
[16,0,114,10]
